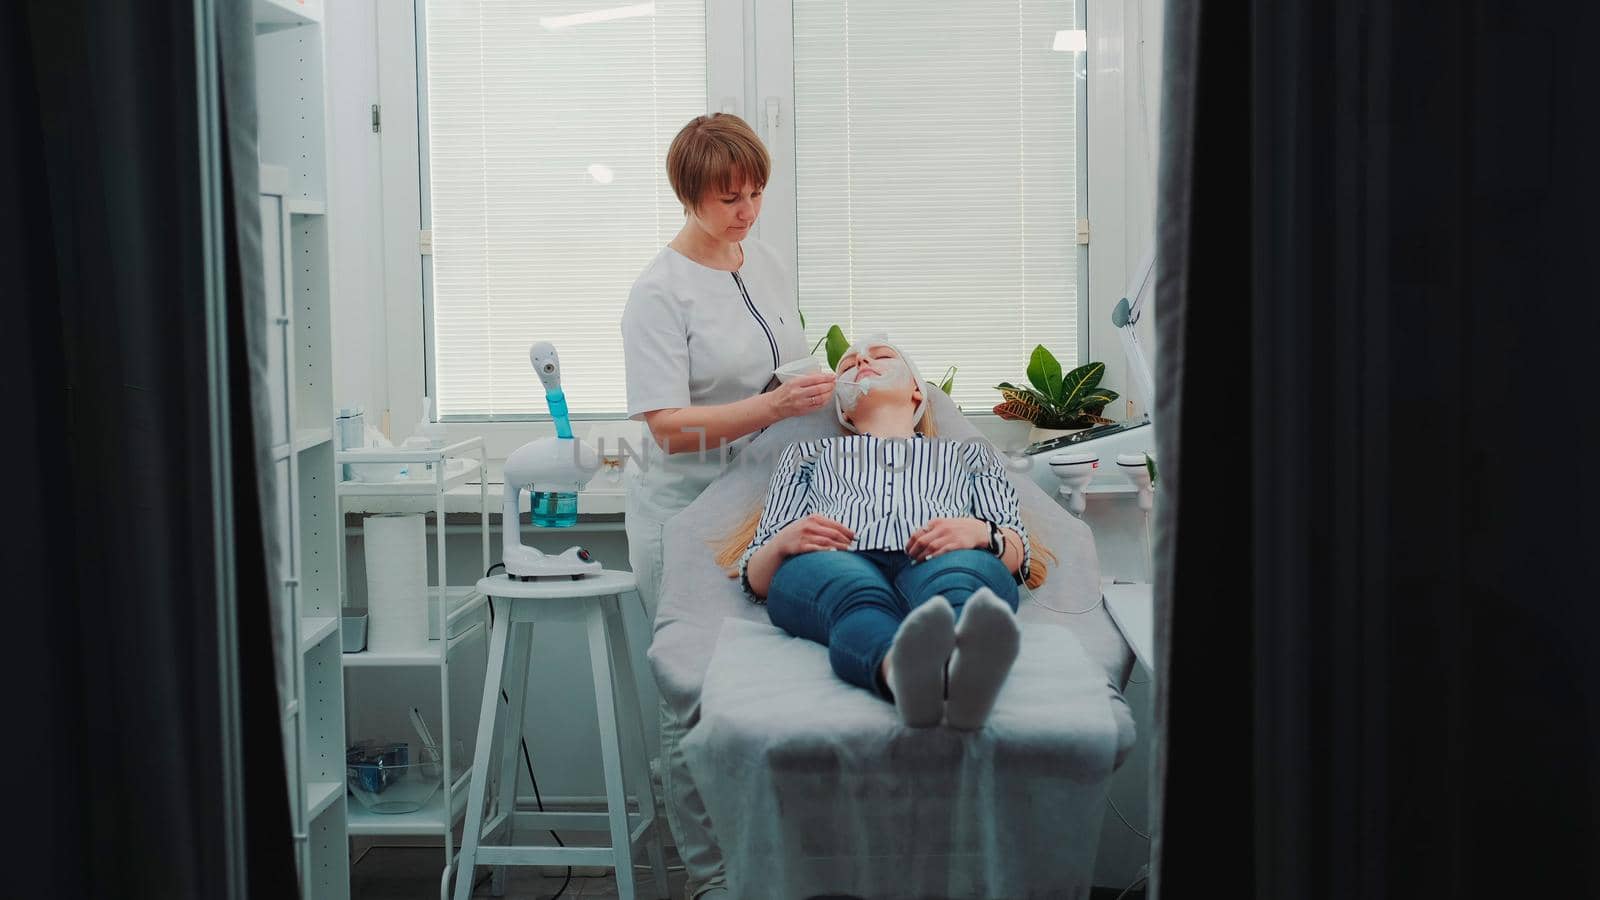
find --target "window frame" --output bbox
[377,0,1121,451]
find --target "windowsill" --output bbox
[337,472,1137,517]
[338,412,1149,516]
[417,410,1044,461]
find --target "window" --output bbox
[423,0,707,418]
[785,0,1084,413]
[405,0,1094,423]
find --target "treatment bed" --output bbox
[646,391,1137,898]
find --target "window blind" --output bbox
[424,0,706,418]
[792,0,1081,412]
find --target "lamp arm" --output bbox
[1114,245,1158,418]
[1118,324,1157,420]
[1124,246,1157,322]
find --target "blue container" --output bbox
[530,490,578,528]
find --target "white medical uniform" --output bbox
[620,238,808,897]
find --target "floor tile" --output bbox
[349,841,687,900]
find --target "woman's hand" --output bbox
[767,372,836,420]
[906,517,990,562]
[775,513,855,556]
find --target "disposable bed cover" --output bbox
[684,618,1121,898]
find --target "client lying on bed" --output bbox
[714,337,1053,730]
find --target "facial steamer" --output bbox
[500,342,604,579]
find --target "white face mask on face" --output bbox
[832,336,928,433]
[834,355,912,413]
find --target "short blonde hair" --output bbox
[666,114,771,213]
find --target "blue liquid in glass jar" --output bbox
[530,490,578,528]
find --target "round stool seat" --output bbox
[476,569,637,600]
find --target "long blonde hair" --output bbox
[710,403,1054,589]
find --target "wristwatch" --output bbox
[986,519,1006,558]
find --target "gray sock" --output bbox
[884,595,956,727]
[945,588,1021,731]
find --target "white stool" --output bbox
[453,571,668,900]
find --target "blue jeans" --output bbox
[765,549,1020,700]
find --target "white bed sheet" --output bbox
[683,618,1121,898]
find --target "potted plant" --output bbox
[993,345,1119,444]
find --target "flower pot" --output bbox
[1027,424,1094,446]
[985,417,1033,451]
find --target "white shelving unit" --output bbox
[337,440,491,900]
[254,0,349,896]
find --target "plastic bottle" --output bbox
[403,397,450,479]
[413,397,448,448]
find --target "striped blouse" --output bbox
[737,434,1032,600]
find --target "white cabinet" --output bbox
[255,0,349,895]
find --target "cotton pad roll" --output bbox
[364,514,429,652]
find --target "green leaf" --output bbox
[1059,362,1107,413]
[798,307,806,330]
[993,399,1040,421]
[938,365,956,395]
[1063,361,1105,392]
[824,325,851,371]
[1146,456,1158,487]
[1026,345,1064,401]
[995,382,1054,409]
[1074,386,1120,412]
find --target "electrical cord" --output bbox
[514,711,573,900]
[1108,795,1151,842]
[485,563,505,630]
[496,683,572,900]
[1024,584,1106,615]
[1114,873,1149,900]
[481,561,578,897]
